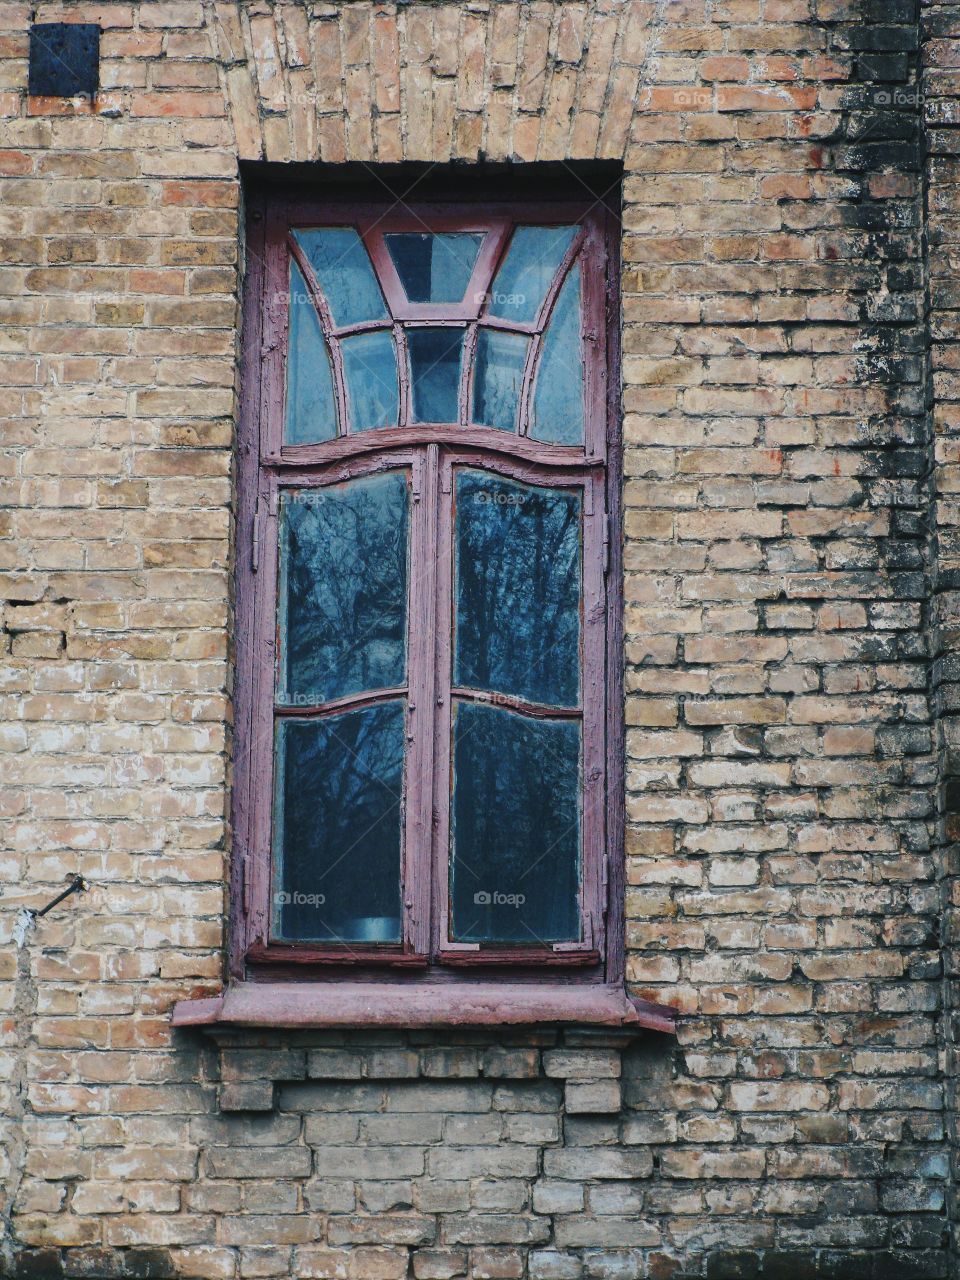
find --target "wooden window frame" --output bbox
[222,175,643,1021]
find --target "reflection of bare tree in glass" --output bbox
[452,706,579,943]
[451,472,582,943]
[277,473,408,942]
[283,474,408,703]
[280,704,404,940]
[455,473,580,707]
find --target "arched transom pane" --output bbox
[282,219,588,445]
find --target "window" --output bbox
[229,178,631,1012]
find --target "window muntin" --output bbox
[276,213,590,445]
[240,197,615,979]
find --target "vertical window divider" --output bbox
[406,445,440,956]
[395,323,410,427]
[459,323,478,427]
[261,206,289,461]
[432,450,457,956]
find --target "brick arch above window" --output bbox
[213,1,652,166]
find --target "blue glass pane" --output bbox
[385,233,483,304]
[454,470,581,708]
[272,703,404,943]
[292,228,388,329]
[278,472,409,705]
[285,260,337,445]
[488,225,578,324]
[530,263,584,446]
[450,702,580,944]
[408,327,465,423]
[342,330,400,431]
[472,328,527,432]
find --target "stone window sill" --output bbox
[171,981,677,1035]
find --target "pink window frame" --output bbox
[230,184,626,994]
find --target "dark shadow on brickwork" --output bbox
[923,0,960,1270]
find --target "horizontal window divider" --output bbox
[469,315,540,337]
[328,318,396,339]
[385,306,487,323]
[247,944,428,968]
[275,686,407,718]
[437,949,601,968]
[275,428,602,470]
[338,317,479,333]
[451,687,581,719]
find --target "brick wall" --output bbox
[926,0,960,1258]
[0,0,954,1277]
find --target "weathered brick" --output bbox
[1,2,953,1278]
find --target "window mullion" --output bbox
[431,451,457,957]
[405,443,441,957]
[395,324,410,427]
[459,323,477,427]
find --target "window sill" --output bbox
[171,981,677,1035]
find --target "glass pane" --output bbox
[278,472,409,705]
[408,327,465,423]
[272,703,404,943]
[488,226,578,324]
[454,470,581,708]
[530,263,584,446]
[450,702,580,944]
[292,228,388,329]
[385,232,483,304]
[285,259,337,445]
[472,328,527,432]
[342,330,400,431]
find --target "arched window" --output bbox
[229,178,631,1018]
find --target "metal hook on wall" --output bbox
[13,874,88,948]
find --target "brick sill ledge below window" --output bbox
[171,982,678,1036]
